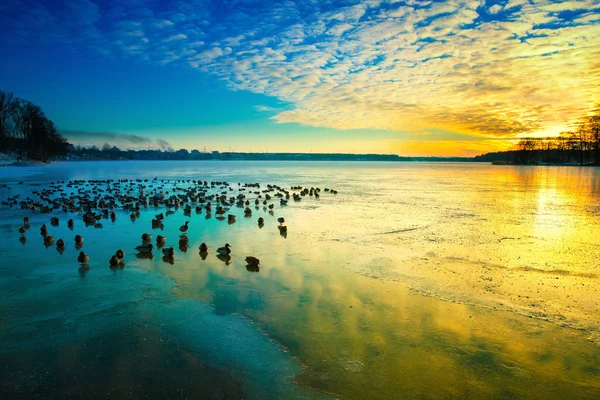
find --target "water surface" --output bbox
[1,161,599,399]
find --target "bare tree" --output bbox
[0,91,18,149]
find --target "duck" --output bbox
[77,251,89,264]
[141,233,152,242]
[257,217,264,225]
[162,247,175,257]
[277,217,285,224]
[179,221,190,233]
[227,214,236,223]
[40,224,48,236]
[115,249,125,260]
[278,225,287,237]
[18,226,26,234]
[67,219,74,229]
[135,243,153,253]
[44,235,55,246]
[245,256,260,266]
[109,255,120,268]
[56,238,65,248]
[216,243,231,256]
[23,216,30,225]
[50,217,59,226]
[199,242,208,253]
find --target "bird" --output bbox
[179,221,190,234]
[56,238,65,248]
[67,219,74,229]
[74,234,83,244]
[216,243,231,255]
[156,235,166,246]
[40,224,48,236]
[277,217,285,224]
[141,233,152,242]
[162,247,175,257]
[258,217,264,225]
[199,242,208,253]
[109,255,120,267]
[50,217,59,226]
[77,251,89,264]
[278,225,287,237]
[135,243,153,253]
[18,226,26,234]
[115,249,125,260]
[245,256,260,266]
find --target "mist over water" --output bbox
[1,161,599,399]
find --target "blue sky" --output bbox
[0,0,598,155]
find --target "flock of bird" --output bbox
[4,178,337,273]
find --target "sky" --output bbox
[0,0,598,156]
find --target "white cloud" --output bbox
[2,0,599,138]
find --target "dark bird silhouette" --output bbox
[217,243,231,255]
[109,255,120,268]
[179,221,190,233]
[77,251,89,264]
[245,256,260,266]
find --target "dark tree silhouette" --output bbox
[0,91,69,161]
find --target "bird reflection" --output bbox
[199,251,208,260]
[162,255,175,265]
[245,264,260,272]
[136,252,154,260]
[78,266,89,278]
[216,254,232,265]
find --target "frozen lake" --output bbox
[1,161,599,399]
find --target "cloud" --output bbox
[3,0,600,140]
[61,130,172,150]
[156,138,174,152]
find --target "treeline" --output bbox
[475,114,600,165]
[0,91,70,162]
[68,145,475,162]
[69,144,216,160]
[68,145,411,161]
